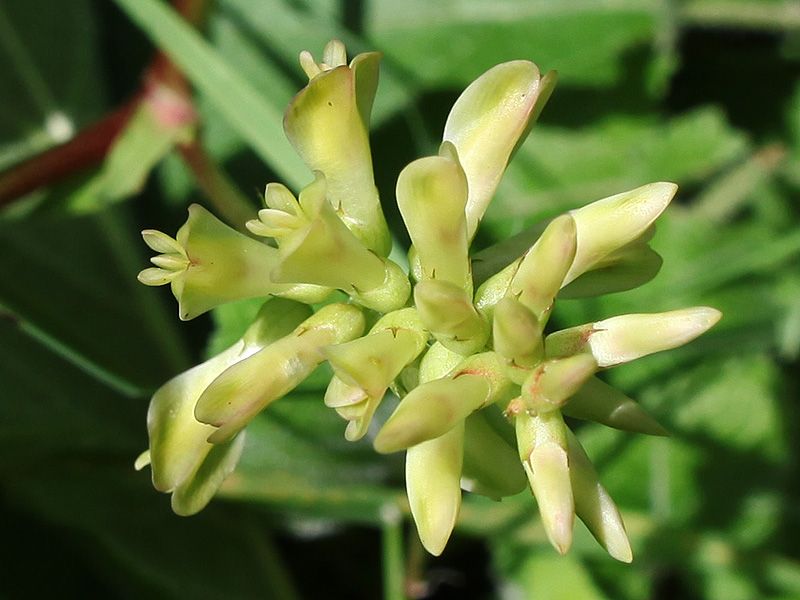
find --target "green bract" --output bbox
[138,40,721,560]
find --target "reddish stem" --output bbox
[0,97,141,207]
[0,0,210,209]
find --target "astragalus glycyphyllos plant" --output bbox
[135,40,721,562]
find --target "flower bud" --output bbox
[546,307,722,367]
[511,215,577,322]
[492,296,543,371]
[443,60,556,238]
[322,308,428,440]
[324,373,368,408]
[566,428,632,563]
[414,279,489,355]
[195,303,365,444]
[139,204,329,320]
[520,354,597,412]
[565,182,676,285]
[374,352,512,453]
[143,297,312,513]
[396,153,471,291]
[324,308,427,396]
[248,174,409,312]
[515,410,574,555]
[418,341,465,383]
[285,41,391,255]
[406,423,464,556]
[563,377,669,436]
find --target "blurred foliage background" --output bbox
[2,0,800,598]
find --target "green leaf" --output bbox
[512,550,612,600]
[0,315,142,470]
[486,108,748,230]
[4,464,302,599]
[0,207,190,394]
[112,0,309,188]
[0,0,103,169]
[70,103,193,213]
[645,354,786,460]
[366,0,657,88]
[219,394,402,524]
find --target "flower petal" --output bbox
[444,60,555,238]
[406,423,464,556]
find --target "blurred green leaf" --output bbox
[507,550,612,599]
[486,107,749,231]
[366,0,658,88]
[0,207,189,393]
[112,0,309,188]
[0,0,103,169]
[220,394,402,524]
[4,464,301,600]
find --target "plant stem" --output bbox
[381,504,407,600]
[0,0,210,210]
[404,528,430,599]
[0,99,140,207]
[178,139,259,232]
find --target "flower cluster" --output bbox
[136,41,720,561]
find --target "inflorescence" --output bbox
[135,41,721,561]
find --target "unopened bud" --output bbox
[444,60,556,239]
[515,410,574,555]
[520,354,597,411]
[414,280,489,355]
[565,182,676,285]
[510,214,577,323]
[546,307,722,367]
[566,428,632,562]
[396,153,471,290]
[374,352,511,453]
[492,296,543,370]
[406,423,464,556]
[195,303,365,443]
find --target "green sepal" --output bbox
[461,412,526,499]
[558,242,663,299]
[562,377,669,436]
